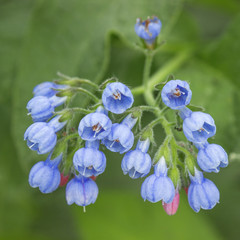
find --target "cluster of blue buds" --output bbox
[24,17,228,215]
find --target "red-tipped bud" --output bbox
[184,187,189,195]
[162,190,180,215]
[59,173,69,186]
[90,175,97,181]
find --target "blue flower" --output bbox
[66,175,98,207]
[78,110,112,141]
[188,168,220,212]
[102,82,134,114]
[102,114,137,154]
[27,96,54,122]
[161,80,192,110]
[27,95,67,122]
[73,141,106,177]
[195,143,228,173]
[48,115,67,132]
[141,157,175,203]
[33,82,67,98]
[24,122,57,154]
[135,16,162,45]
[183,112,216,143]
[121,139,152,179]
[28,153,62,193]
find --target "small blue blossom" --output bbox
[33,82,67,98]
[183,112,216,143]
[78,108,112,141]
[135,16,162,45]
[73,141,106,177]
[141,157,175,203]
[195,142,228,173]
[188,168,220,212]
[24,122,57,154]
[121,138,152,179]
[27,95,67,122]
[102,82,134,114]
[161,80,192,110]
[28,153,62,193]
[66,175,99,208]
[102,114,137,154]
[27,96,54,122]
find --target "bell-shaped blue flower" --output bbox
[28,153,62,193]
[188,168,220,212]
[66,175,99,208]
[27,95,67,122]
[102,82,134,114]
[183,112,216,143]
[78,107,112,141]
[73,141,106,177]
[121,138,152,179]
[24,122,57,154]
[102,114,137,154]
[196,142,228,173]
[161,80,192,110]
[33,82,67,98]
[27,96,54,122]
[135,16,162,45]
[141,157,175,203]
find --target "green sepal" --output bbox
[140,127,154,142]
[153,137,171,165]
[188,104,205,112]
[168,166,180,189]
[185,154,195,176]
[154,74,175,91]
[56,88,74,97]
[51,139,67,160]
[98,77,118,90]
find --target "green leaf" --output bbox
[188,104,205,112]
[73,190,222,240]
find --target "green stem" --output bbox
[132,48,193,96]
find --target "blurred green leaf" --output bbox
[73,190,222,240]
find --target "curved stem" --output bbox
[132,48,193,96]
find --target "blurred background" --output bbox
[1,0,240,239]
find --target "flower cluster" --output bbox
[161,79,228,212]
[24,17,228,215]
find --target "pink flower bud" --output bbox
[184,187,189,195]
[59,173,69,187]
[162,190,180,215]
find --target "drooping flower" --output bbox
[102,114,137,154]
[24,122,57,154]
[188,168,220,212]
[102,82,134,114]
[182,112,216,143]
[161,80,192,110]
[78,107,112,141]
[135,16,162,45]
[195,142,228,173]
[162,190,180,215]
[66,175,99,208]
[28,153,62,193]
[27,95,67,122]
[141,156,175,203]
[121,138,152,179]
[73,140,106,177]
[33,81,67,98]
[24,115,66,154]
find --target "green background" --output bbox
[1,0,240,239]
